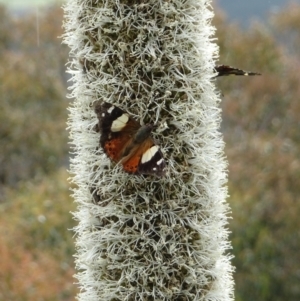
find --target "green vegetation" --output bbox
[0,5,76,300]
[0,2,299,300]
[215,4,300,301]
[0,5,68,186]
[0,169,76,301]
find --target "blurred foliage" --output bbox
[0,4,75,301]
[214,3,300,301]
[0,2,299,301]
[0,168,77,300]
[0,4,68,187]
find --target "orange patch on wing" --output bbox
[122,154,141,173]
[104,137,128,162]
[122,139,154,174]
[103,120,140,163]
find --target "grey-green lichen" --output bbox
[63,0,234,300]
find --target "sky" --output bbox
[217,0,300,25]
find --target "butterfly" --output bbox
[214,65,261,77]
[94,102,166,176]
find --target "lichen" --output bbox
[63,0,234,300]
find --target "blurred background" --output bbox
[0,1,299,300]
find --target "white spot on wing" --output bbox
[111,114,129,132]
[141,145,159,163]
[102,113,105,117]
[156,158,164,165]
[107,106,115,114]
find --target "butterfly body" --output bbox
[94,102,165,176]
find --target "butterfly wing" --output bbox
[215,65,261,77]
[94,101,166,176]
[122,139,165,175]
[95,102,140,162]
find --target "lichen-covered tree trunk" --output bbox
[63,0,233,300]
